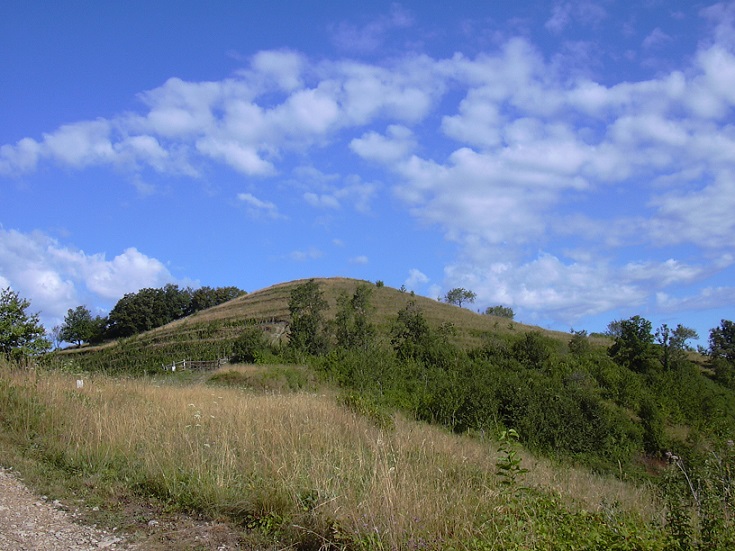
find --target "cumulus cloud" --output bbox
[302,175,378,213]
[350,125,416,163]
[405,268,429,291]
[237,192,282,219]
[4,3,735,328]
[0,229,180,325]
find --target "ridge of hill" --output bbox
[57,277,591,371]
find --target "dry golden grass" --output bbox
[2,368,662,548]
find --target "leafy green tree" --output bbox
[605,319,624,338]
[59,305,94,347]
[87,315,108,344]
[639,396,666,454]
[709,320,735,387]
[107,284,192,338]
[485,305,515,319]
[188,286,245,314]
[334,284,375,350]
[288,279,330,356]
[391,300,432,362]
[0,287,50,360]
[656,323,699,371]
[444,287,476,308]
[512,331,552,370]
[231,322,268,363]
[608,315,656,373]
[568,329,591,356]
[709,320,735,363]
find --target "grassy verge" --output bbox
[0,365,668,549]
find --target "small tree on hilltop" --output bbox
[0,287,50,361]
[444,288,476,308]
[60,305,94,348]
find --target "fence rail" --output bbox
[162,358,228,372]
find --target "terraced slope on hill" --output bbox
[54,277,578,372]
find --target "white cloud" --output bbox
[302,175,377,213]
[350,255,369,265]
[405,268,429,291]
[289,247,323,262]
[250,49,305,91]
[350,125,416,163]
[197,138,274,175]
[304,192,341,209]
[237,192,282,219]
[0,229,179,325]
[330,4,413,53]
[642,27,673,50]
[446,252,649,324]
[656,286,735,312]
[545,1,607,34]
[0,137,41,175]
[4,4,735,330]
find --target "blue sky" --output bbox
[1,0,734,345]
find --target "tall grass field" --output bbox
[0,364,672,550]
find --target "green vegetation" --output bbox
[485,304,515,319]
[444,287,477,308]
[3,277,735,547]
[0,287,50,360]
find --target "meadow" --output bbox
[0,364,667,550]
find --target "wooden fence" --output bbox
[162,358,228,372]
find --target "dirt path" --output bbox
[0,467,134,550]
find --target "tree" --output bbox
[485,305,515,319]
[59,305,94,347]
[709,320,735,364]
[655,323,698,371]
[608,315,656,373]
[444,288,477,308]
[231,322,268,363]
[187,286,245,315]
[0,287,50,361]
[709,320,735,386]
[391,300,432,362]
[288,279,330,356]
[568,329,591,356]
[107,284,193,338]
[334,284,375,350]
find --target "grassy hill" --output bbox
[5,277,735,548]
[55,277,579,372]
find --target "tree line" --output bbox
[58,284,246,346]
[0,285,245,354]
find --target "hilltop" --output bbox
[57,277,577,370]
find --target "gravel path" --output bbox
[0,467,134,551]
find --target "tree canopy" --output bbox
[444,288,476,308]
[59,305,94,347]
[485,305,515,319]
[0,287,50,360]
[288,279,330,356]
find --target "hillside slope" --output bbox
[57,277,579,370]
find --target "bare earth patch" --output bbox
[0,467,257,550]
[0,467,132,550]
